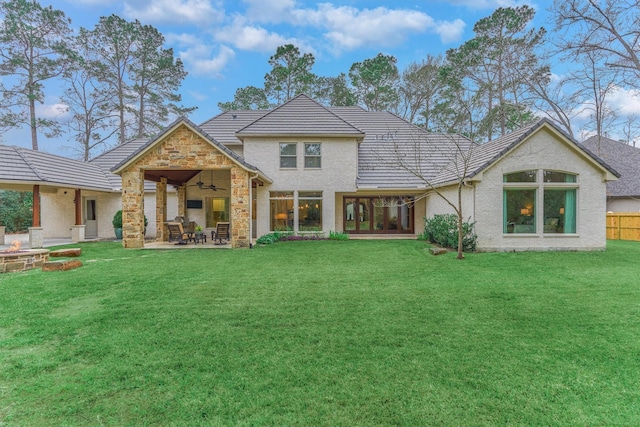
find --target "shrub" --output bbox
[112,210,123,228]
[423,214,477,252]
[329,231,349,240]
[256,231,329,244]
[112,210,148,229]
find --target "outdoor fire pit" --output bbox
[0,240,49,273]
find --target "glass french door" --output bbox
[344,197,413,234]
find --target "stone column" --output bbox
[122,169,145,248]
[29,227,44,249]
[156,178,167,241]
[71,225,85,242]
[230,166,250,248]
[177,185,186,217]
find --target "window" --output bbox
[280,143,296,168]
[206,197,229,228]
[304,143,321,168]
[503,170,577,235]
[298,192,322,231]
[270,191,294,231]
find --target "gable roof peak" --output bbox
[236,94,364,138]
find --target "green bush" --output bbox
[112,210,148,229]
[329,231,349,240]
[424,214,477,252]
[256,231,293,245]
[0,190,33,233]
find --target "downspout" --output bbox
[249,173,258,248]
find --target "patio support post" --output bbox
[74,189,82,225]
[29,184,43,249]
[122,169,145,248]
[230,166,251,248]
[32,185,40,227]
[156,177,167,241]
[177,185,186,218]
[0,226,5,246]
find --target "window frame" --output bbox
[503,169,578,236]
[304,142,321,169]
[279,143,297,169]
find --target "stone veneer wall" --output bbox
[120,124,251,248]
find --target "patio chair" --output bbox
[167,222,192,245]
[211,222,230,245]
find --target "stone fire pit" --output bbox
[0,245,50,273]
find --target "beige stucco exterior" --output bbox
[468,127,609,251]
[243,136,359,237]
[606,198,640,212]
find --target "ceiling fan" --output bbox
[187,171,226,191]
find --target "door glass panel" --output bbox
[388,198,399,230]
[206,197,229,228]
[359,200,371,231]
[345,198,356,231]
[400,200,411,231]
[373,199,385,231]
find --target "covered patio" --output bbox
[110,117,270,249]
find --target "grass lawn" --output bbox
[0,240,638,425]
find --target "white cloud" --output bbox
[434,19,466,44]
[608,86,640,116]
[37,103,70,120]
[215,16,312,53]
[290,4,464,52]
[180,44,236,76]
[123,0,224,26]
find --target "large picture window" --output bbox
[298,191,322,231]
[503,170,577,235]
[270,191,294,231]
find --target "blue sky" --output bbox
[0,0,588,155]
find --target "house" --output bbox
[0,94,619,251]
[581,135,640,212]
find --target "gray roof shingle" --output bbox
[200,110,268,144]
[236,94,365,138]
[581,135,640,196]
[0,144,115,191]
[330,107,472,188]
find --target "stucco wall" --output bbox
[244,136,359,237]
[41,188,174,240]
[607,197,640,213]
[471,127,609,251]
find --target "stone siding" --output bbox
[120,124,251,248]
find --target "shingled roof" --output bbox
[236,94,365,139]
[0,144,115,191]
[330,107,472,188]
[110,116,271,184]
[432,119,619,186]
[200,110,267,145]
[581,135,640,197]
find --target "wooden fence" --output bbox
[606,212,640,241]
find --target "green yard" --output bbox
[1,240,638,425]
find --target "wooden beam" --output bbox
[32,185,40,227]
[75,189,82,225]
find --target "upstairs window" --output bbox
[304,143,321,168]
[280,143,296,168]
